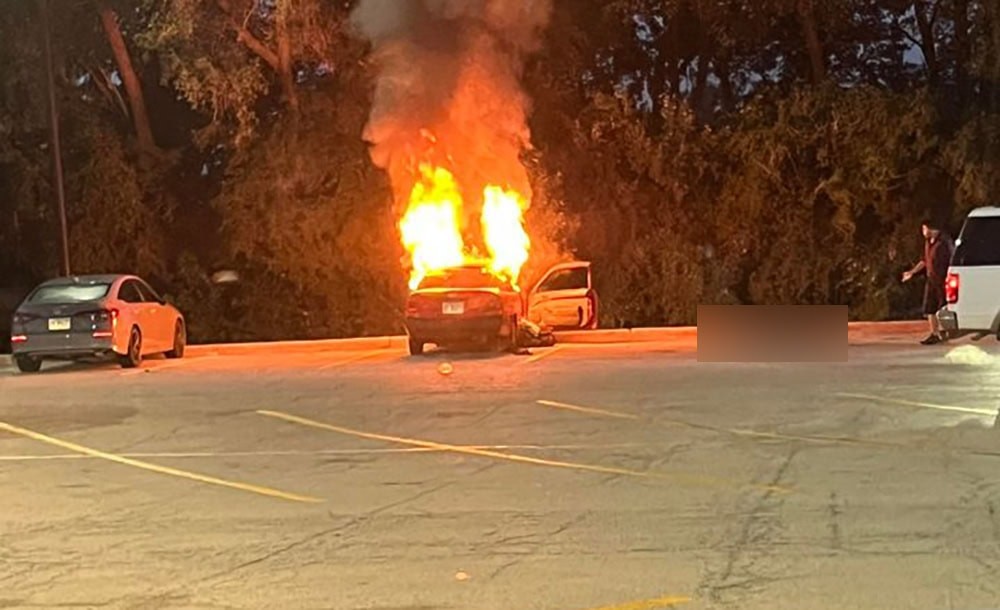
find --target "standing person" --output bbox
[901,220,955,345]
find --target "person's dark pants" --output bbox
[923,278,946,316]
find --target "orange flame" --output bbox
[399,165,466,290]
[482,186,530,285]
[399,164,530,290]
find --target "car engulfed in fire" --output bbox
[404,261,597,356]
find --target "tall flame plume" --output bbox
[399,164,530,290]
[351,0,551,291]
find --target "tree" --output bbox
[138,0,349,144]
[96,0,157,152]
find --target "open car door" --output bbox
[526,261,598,330]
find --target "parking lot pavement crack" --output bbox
[152,479,457,600]
[989,500,1000,544]
[827,492,843,551]
[696,448,798,608]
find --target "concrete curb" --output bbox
[555,321,929,344]
[188,335,409,356]
[186,321,932,353]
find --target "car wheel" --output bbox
[408,337,425,356]
[14,355,41,373]
[166,321,186,359]
[119,327,142,369]
[495,316,518,353]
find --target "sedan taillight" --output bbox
[77,309,118,332]
[12,312,35,326]
[464,293,502,314]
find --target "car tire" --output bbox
[496,315,518,353]
[119,327,142,369]
[14,355,41,373]
[408,337,425,356]
[165,321,186,359]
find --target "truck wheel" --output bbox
[408,337,425,356]
[14,355,41,373]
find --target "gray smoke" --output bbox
[351,0,552,207]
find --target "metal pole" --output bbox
[39,0,71,276]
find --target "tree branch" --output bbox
[236,28,280,71]
[215,0,279,71]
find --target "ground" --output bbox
[1,329,999,610]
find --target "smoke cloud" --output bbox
[351,0,552,219]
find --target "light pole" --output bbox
[39,0,71,276]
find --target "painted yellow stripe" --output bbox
[539,398,905,452]
[0,443,644,462]
[727,428,906,449]
[0,421,321,503]
[836,392,997,417]
[257,410,791,494]
[536,399,639,420]
[520,345,564,365]
[583,594,691,610]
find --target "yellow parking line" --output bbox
[0,443,644,462]
[0,421,321,503]
[536,399,639,420]
[318,350,385,370]
[836,392,997,417]
[540,398,907,451]
[583,594,692,610]
[520,345,564,365]
[257,410,791,494]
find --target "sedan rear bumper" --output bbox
[406,315,508,344]
[12,333,117,359]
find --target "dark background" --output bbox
[2,0,998,348]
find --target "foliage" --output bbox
[3,0,1000,343]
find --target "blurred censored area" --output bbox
[697,305,848,363]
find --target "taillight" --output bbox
[465,293,502,314]
[945,273,959,304]
[10,334,27,343]
[12,312,35,326]
[406,296,431,317]
[78,309,118,331]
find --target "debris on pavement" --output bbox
[517,318,556,348]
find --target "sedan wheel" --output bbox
[408,337,425,356]
[14,355,41,373]
[119,327,142,369]
[166,321,186,359]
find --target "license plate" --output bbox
[442,301,465,315]
[48,317,71,331]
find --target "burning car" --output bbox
[395,163,596,355]
[404,261,597,355]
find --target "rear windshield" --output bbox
[419,268,510,290]
[29,283,111,304]
[953,217,1000,267]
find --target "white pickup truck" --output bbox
[937,206,1000,340]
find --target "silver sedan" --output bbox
[10,274,186,372]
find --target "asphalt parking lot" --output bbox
[1,327,999,610]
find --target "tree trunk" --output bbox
[797,0,826,84]
[716,55,733,114]
[275,0,298,112]
[953,0,971,104]
[914,2,939,88]
[96,0,155,151]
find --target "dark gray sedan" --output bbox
[10,274,186,373]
